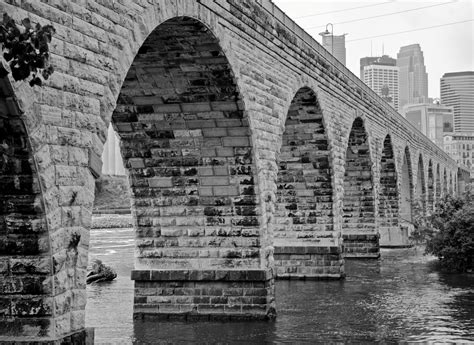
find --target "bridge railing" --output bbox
[258,0,455,165]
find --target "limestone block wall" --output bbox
[427,161,435,212]
[378,135,400,247]
[0,77,55,338]
[341,118,377,257]
[273,87,342,278]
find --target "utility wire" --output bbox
[345,19,473,42]
[294,1,394,19]
[304,1,456,30]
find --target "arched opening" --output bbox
[443,168,448,195]
[274,87,337,278]
[378,135,400,246]
[454,174,458,195]
[456,168,469,195]
[449,172,454,195]
[427,160,434,213]
[0,79,52,337]
[415,155,426,213]
[400,147,414,223]
[110,17,271,320]
[275,88,333,241]
[435,164,441,203]
[342,117,377,257]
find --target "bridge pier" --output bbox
[379,225,414,248]
[342,234,380,258]
[0,329,94,345]
[131,269,275,320]
[274,245,344,280]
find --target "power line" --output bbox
[304,1,456,30]
[345,19,473,42]
[294,1,394,19]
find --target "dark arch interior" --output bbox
[0,81,51,335]
[416,155,426,210]
[443,169,448,195]
[379,135,398,228]
[400,147,413,223]
[112,17,260,270]
[275,87,333,243]
[342,118,375,238]
[435,164,441,202]
[427,160,434,212]
[449,173,453,194]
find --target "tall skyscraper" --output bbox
[360,55,399,110]
[440,71,474,132]
[397,44,429,110]
[321,34,346,66]
[101,124,126,176]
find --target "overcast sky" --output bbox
[273,0,473,99]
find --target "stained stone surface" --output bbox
[0,0,467,342]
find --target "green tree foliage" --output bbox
[412,193,473,272]
[0,13,55,86]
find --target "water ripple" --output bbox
[86,230,474,343]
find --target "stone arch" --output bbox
[427,160,434,212]
[415,154,426,212]
[111,16,272,319]
[0,77,53,337]
[449,172,454,195]
[443,168,448,195]
[274,86,336,277]
[342,117,377,257]
[400,146,414,223]
[435,163,441,202]
[378,134,399,245]
[454,174,458,195]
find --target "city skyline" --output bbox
[397,43,429,109]
[440,71,474,132]
[273,0,473,99]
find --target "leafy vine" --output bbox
[0,13,55,87]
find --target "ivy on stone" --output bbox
[0,13,55,87]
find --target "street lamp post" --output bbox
[319,23,334,55]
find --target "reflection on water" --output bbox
[86,228,474,344]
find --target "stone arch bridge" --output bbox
[0,0,468,343]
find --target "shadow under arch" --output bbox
[449,172,454,195]
[443,168,448,195]
[342,117,378,258]
[427,160,434,213]
[435,163,441,203]
[0,77,55,337]
[111,16,274,320]
[274,86,342,279]
[415,154,427,213]
[378,134,401,247]
[400,146,414,224]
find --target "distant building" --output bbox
[321,34,346,66]
[444,132,474,178]
[102,124,126,176]
[440,71,474,132]
[404,103,454,148]
[360,55,396,79]
[360,55,399,110]
[397,44,429,110]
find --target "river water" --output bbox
[86,227,474,344]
